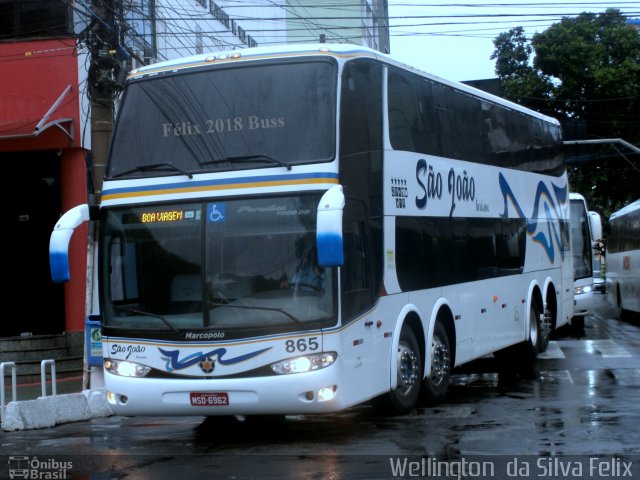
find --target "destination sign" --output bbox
[141,209,188,223]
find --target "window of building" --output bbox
[124,0,156,59]
[0,0,71,39]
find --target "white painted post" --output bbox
[1,362,17,422]
[41,359,57,397]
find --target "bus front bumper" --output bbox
[574,286,594,316]
[104,367,346,416]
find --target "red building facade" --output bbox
[0,38,88,337]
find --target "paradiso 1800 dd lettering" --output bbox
[415,159,476,216]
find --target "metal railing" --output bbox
[1,361,17,423]
[41,359,57,398]
[1,359,59,423]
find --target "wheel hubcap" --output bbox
[397,343,419,395]
[541,307,552,341]
[530,307,539,345]
[430,336,450,386]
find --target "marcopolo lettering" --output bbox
[185,331,225,340]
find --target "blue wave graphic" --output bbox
[159,346,271,372]
[498,172,568,263]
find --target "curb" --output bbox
[1,390,113,431]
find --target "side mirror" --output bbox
[588,211,602,246]
[49,204,93,283]
[316,185,345,267]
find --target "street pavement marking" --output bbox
[605,368,640,385]
[584,339,632,358]
[540,369,574,384]
[422,405,478,418]
[451,372,499,388]
[538,341,565,359]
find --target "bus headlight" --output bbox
[104,358,151,377]
[270,352,337,375]
[575,285,593,295]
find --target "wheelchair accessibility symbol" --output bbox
[207,203,225,223]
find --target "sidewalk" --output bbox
[2,371,112,431]
[3,374,85,402]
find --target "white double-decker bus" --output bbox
[606,199,640,317]
[569,192,602,327]
[50,44,572,416]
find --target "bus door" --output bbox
[338,200,385,399]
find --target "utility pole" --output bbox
[88,0,124,200]
[84,0,126,389]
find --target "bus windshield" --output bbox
[101,194,337,333]
[570,198,593,281]
[107,59,337,179]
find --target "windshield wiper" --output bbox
[111,304,181,334]
[209,302,303,325]
[110,163,194,179]
[200,155,292,171]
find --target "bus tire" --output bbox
[615,284,623,319]
[527,300,542,357]
[421,321,451,404]
[385,324,422,415]
[494,300,541,364]
[571,315,585,331]
[540,298,554,353]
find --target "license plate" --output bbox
[190,392,229,406]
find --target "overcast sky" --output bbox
[387,1,640,82]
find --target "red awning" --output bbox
[0,85,74,142]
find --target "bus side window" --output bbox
[496,219,526,273]
[388,68,442,156]
[342,220,372,321]
[387,71,415,152]
[339,58,384,322]
[341,60,382,156]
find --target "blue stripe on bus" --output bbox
[498,172,568,264]
[102,171,339,198]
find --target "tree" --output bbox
[491,9,640,218]
[491,27,556,116]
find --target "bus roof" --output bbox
[570,192,587,202]
[610,199,640,221]
[128,43,560,126]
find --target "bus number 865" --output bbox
[286,337,319,353]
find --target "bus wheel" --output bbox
[387,325,422,415]
[539,306,552,353]
[421,321,451,404]
[494,300,542,369]
[571,315,585,331]
[527,301,541,356]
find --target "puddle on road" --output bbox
[450,373,499,388]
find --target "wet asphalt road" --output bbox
[2,294,640,479]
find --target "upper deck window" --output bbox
[107,59,337,179]
[387,66,564,176]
